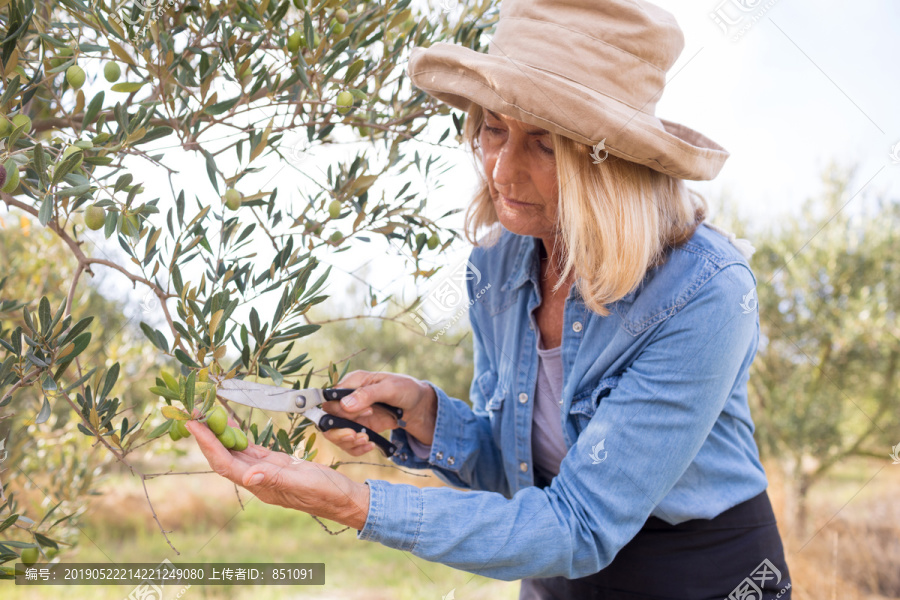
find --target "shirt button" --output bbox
[447,456,455,465]
[400,453,408,461]
[435,451,443,460]
[518,392,528,403]
[572,321,583,332]
[519,461,528,472]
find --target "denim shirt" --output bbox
[357,222,769,581]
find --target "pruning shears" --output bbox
[214,378,405,458]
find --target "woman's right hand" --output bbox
[319,370,437,457]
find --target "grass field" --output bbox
[4,440,899,600]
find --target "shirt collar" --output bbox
[500,233,539,294]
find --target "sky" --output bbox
[14,0,899,344]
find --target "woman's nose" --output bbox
[491,138,529,188]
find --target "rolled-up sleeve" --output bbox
[384,254,510,495]
[357,265,760,581]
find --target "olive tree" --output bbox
[731,163,900,535]
[0,0,498,570]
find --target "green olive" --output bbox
[174,420,191,438]
[335,90,353,114]
[206,405,228,435]
[84,205,107,230]
[0,115,11,137]
[118,213,140,239]
[20,548,39,566]
[288,30,303,53]
[335,8,349,24]
[11,113,32,132]
[66,65,86,89]
[232,428,248,451]
[216,426,236,449]
[104,61,121,83]
[222,188,242,210]
[328,200,341,219]
[1,159,19,193]
[427,233,439,250]
[169,427,184,442]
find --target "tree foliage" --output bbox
[737,163,900,534]
[0,0,499,568]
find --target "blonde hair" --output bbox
[462,103,708,317]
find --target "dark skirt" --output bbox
[518,490,792,600]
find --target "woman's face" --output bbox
[479,108,559,240]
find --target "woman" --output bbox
[188,0,792,597]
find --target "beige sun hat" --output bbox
[406,0,730,181]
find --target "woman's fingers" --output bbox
[320,427,376,455]
[334,371,386,411]
[185,420,249,482]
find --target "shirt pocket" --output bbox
[568,374,622,434]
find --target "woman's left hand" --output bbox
[185,417,370,530]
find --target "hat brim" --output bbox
[407,44,729,181]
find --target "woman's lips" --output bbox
[500,194,529,207]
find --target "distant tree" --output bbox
[0,221,162,569]
[734,163,899,535]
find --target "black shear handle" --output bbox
[322,388,404,422]
[316,413,397,458]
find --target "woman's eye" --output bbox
[483,125,553,155]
